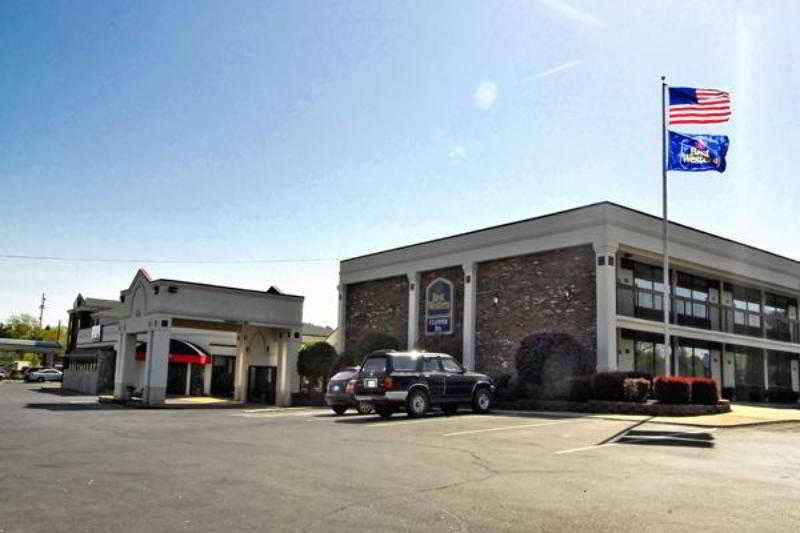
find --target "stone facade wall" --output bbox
[475,245,597,377]
[345,275,409,353]
[416,266,464,359]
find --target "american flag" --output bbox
[668,87,731,125]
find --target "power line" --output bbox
[0,254,338,265]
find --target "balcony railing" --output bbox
[617,285,800,345]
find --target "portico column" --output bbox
[233,328,249,402]
[143,320,170,405]
[336,284,347,353]
[113,329,137,400]
[462,262,478,371]
[593,242,619,372]
[276,332,294,407]
[407,272,421,350]
[288,330,301,394]
[764,350,770,391]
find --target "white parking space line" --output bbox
[443,418,589,437]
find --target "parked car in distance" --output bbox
[325,367,373,415]
[26,368,63,382]
[0,369,8,380]
[354,351,494,418]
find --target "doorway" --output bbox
[247,365,276,404]
[211,355,236,398]
[166,362,188,395]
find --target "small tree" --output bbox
[297,342,337,391]
[329,350,361,374]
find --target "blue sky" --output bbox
[1,0,798,329]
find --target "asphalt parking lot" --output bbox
[2,383,799,532]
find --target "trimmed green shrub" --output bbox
[514,333,594,392]
[623,378,650,403]
[592,372,628,401]
[690,378,719,405]
[653,376,692,404]
[568,375,594,402]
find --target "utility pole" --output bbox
[38,293,46,328]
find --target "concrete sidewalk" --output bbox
[496,403,800,428]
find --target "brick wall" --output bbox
[475,245,597,377]
[345,275,408,353]
[416,266,464,359]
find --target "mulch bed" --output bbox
[494,398,731,416]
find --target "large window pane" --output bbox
[654,344,667,375]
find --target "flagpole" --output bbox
[661,76,671,376]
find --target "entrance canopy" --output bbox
[135,339,210,365]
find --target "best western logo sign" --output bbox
[425,278,453,335]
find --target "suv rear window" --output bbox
[361,356,387,375]
[330,370,356,381]
[390,355,417,372]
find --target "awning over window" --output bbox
[134,339,211,365]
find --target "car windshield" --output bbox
[360,356,387,375]
[390,355,417,372]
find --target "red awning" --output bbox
[134,339,211,365]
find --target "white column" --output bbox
[203,363,212,395]
[462,262,478,371]
[764,350,770,390]
[185,363,192,395]
[233,328,249,402]
[407,272,421,350]
[144,321,170,405]
[336,284,347,353]
[276,333,291,406]
[113,329,137,400]
[593,243,619,372]
[288,331,301,394]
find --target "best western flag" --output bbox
[669,87,731,125]
[668,131,729,173]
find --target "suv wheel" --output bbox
[472,388,491,414]
[406,389,430,418]
[37,377,45,383]
[332,406,347,416]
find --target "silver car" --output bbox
[27,368,63,382]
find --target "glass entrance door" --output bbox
[211,355,236,398]
[247,366,276,404]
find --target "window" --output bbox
[361,356,387,375]
[677,343,711,378]
[733,347,764,387]
[767,351,793,388]
[727,284,762,337]
[441,357,463,373]
[674,272,712,328]
[422,357,441,373]
[390,355,418,372]
[632,262,665,321]
[764,293,796,342]
[629,333,666,375]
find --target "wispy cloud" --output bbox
[535,0,605,29]
[536,60,581,78]
[448,144,467,162]
[473,81,498,110]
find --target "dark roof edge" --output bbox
[341,201,800,267]
[150,278,305,300]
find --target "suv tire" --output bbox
[472,388,491,414]
[356,402,374,415]
[332,406,348,416]
[406,389,430,418]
